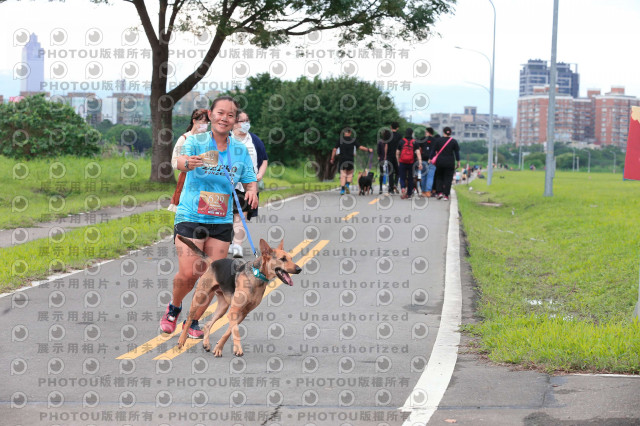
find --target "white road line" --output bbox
[400,189,462,425]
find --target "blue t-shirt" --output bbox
[175,132,257,225]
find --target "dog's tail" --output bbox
[177,235,210,261]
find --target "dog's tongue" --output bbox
[277,270,293,286]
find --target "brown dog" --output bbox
[176,235,301,356]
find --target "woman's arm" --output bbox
[171,135,187,169]
[256,160,268,182]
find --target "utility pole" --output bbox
[544,0,559,197]
[487,0,496,185]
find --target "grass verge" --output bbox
[1,210,175,293]
[456,170,640,373]
[1,155,337,229]
[1,155,173,229]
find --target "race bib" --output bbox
[197,191,230,217]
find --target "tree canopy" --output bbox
[258,76,402,179]
[0,94,101,159]
[92,0,456,182]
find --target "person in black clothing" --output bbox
[396,128,421,199]
[424,127,439,196]
[330,128,373,195]
[388,122,402,194]
[414,127,436,197]
[377,129,393,194]
[433,126,460,201]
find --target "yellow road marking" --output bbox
[153,239,330,360]
[369,198,379,205]
[342,212,359,221]
[116,239,314,360]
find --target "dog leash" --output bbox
[220,143,259,258]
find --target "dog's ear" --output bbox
[277,240,284,251]
[259,239,272,256]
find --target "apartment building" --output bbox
[594,87,639,146]
[428,106,513,145]
[516,86,639,147]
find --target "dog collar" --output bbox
[252,266,269,282]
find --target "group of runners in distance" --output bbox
[331,122,462,201]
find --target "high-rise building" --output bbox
[21,34,44,94]
[519,59,579,98]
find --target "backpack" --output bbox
[399,138,415,164]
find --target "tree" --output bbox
[523,152,546,169]
[96,0,455,182]
[172,114,193,142]
[226,73,284,130]
[95,119,114,134]
[261,76,401,180]
[103,125,153,153]
[0,94,101,159]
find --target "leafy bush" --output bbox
[0,94,101,159]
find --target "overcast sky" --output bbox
[1,0,638,124]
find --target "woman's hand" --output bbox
[244,190,259,209]
[242,182,259,208]
[181,155,203,171]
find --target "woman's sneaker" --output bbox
[160,303,182,334]
[183,320,204,339]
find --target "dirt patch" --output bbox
[478,202,502,207]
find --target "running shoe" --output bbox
[183,319,204,339]
[160,303,182,334]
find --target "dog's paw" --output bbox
[203,342,211,352]
[233,344,244,357]
[213,347,223,357]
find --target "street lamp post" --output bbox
[488,0,495,185]
[544,0,560,196]
[454,0,495,185]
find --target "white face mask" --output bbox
[196,123,208,133]
[240,121,251,133]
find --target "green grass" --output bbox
[457,170,640,373]
[1,210,175,292]
[1,155,338,293]
[0,155,173,228]
[1,155,337,229]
